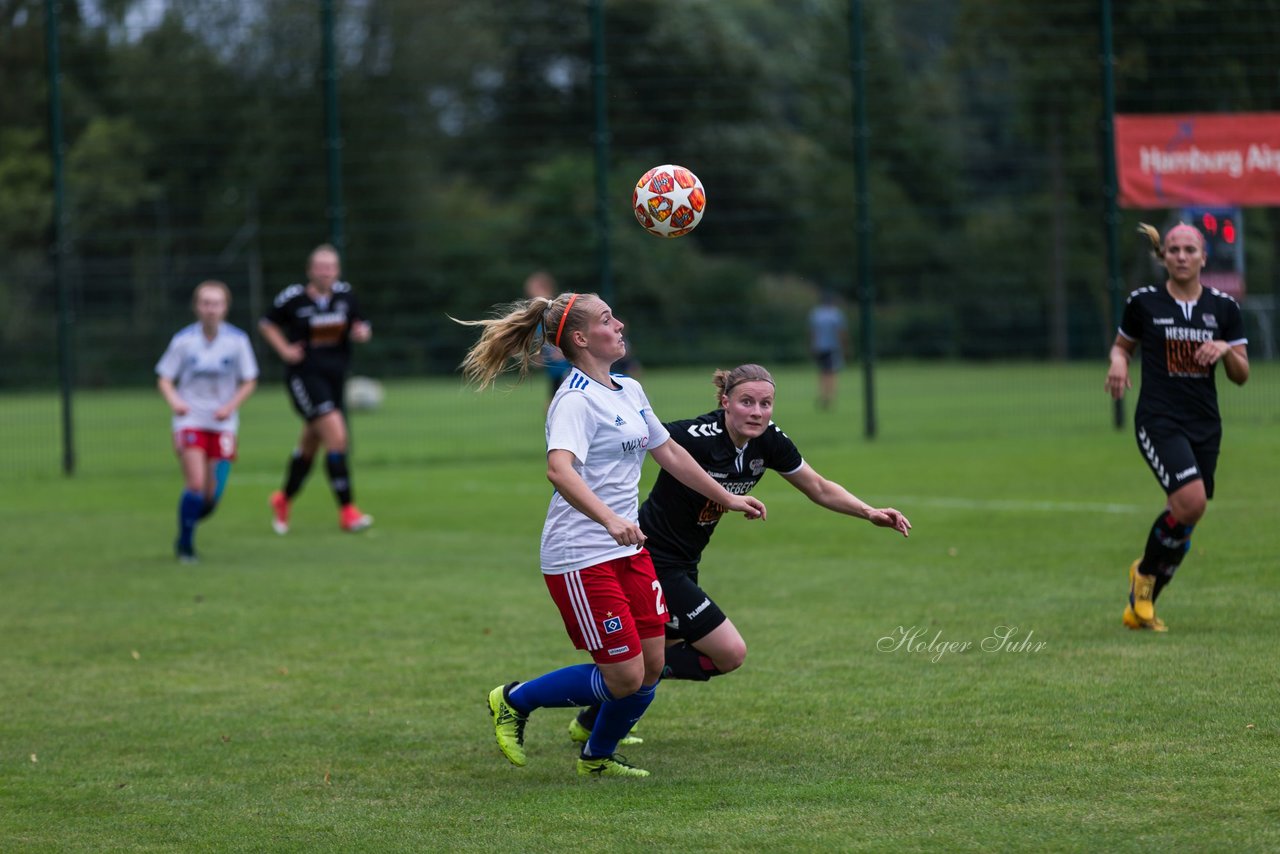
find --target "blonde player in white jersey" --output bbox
[156,281,259,563]
[456,291,766,778]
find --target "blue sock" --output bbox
[178,490,203,550]
[586,681,658,759]
[199,461,233,520]
[508,664,613,716]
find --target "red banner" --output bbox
[1115,113,1280,208]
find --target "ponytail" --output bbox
[454,292,596,390]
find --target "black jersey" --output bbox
[1119,284,1246,426]
[263,281,363,374]
[638,409,804,570]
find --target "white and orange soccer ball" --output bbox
[632,164,706,238]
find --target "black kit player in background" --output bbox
[1106,222,1249,632]
[570,363,911,745]
[259,243,374,534]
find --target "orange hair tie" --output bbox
[554,293,579,348]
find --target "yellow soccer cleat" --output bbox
[577,753,650,778]
[1123,604,1168,632]
[567,716,643,746]
[487,683,528,767]
[1129,558,1157,622]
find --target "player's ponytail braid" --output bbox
[453,297,553,390]
[453,293,592,390]
[712,363,775,404]
[1137,223,1164,259]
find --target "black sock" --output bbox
[283,451,314,499]
[197,499,217,520]
[1139,510,1193,602]
[326,451,353,506]
[661,641,722,681]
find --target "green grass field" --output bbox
[2,363,1278,851]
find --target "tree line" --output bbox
[2,0,1277,386]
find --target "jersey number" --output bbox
[652,579,667,616]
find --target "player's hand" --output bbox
[170,400,190,416]
[213,405,233,421]
[351,321,372,343]
[604,515,646,548]
[869,508,912,537]
[1194,339,1230,366]
[1104,365,1130,400]
[729,496,766,521]
[281,342,306,364]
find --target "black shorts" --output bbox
[814,350,842,373]
[656,564,727,644]
[1135,416,1220,499]
[286,369,345,421]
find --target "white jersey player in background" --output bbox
[156,281,259,563]
[454,291,765,778]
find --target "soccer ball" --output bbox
[345,376,384,412]
[632,164,706,238]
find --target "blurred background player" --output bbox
[1106,223,1249,631]
[155,281,259,563]
[808,290,849,410]
[570,363,910,743]
[455,291,765,778]
[522,271,571,407]
[259,244,373,534]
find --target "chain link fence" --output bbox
[2,0,1277,476]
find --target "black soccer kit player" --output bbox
[264,281,364,420]
[638,409,804,648]
[1119,284,1247,590]
[1119,284,1246,501]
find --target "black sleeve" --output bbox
[664,419,697,451]
[1118,291,1144,341]
[765,423,804,473]
[1220,296,1246,344]
[264,288,295,328]
[345,290,363,323]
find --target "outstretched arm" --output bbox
[781,462,910,537]
[648,439,765,521]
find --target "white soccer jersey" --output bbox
[155,323,259,433]
[540,369,671,574]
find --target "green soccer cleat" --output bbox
[487,683,528,767]
[577,753,650,778]
[567,716,643,746]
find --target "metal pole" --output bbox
[1099,0,1124,429]
[321,0,345,254]
[590,0,613,304]
[850,0,876,439]
[46,0,75,475]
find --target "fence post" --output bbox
[1099,0,1125,429]
[590,0,613,305]
[850,0,876,439]
[46,0,75,475]
[322,0,345,254]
